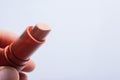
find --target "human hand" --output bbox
[0,30,35,80]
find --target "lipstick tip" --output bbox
[35,23,51,31]
[30,23,51,41]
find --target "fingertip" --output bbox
[22,60,36,72]
[19,72,28,80]
[0,66,19,80]
[0,30,18,48]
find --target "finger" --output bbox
[0,30,18,48]
[22,59,35,72]
[0,66,19,80]
[19,72,28,80]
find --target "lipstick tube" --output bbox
[0,23,51,71]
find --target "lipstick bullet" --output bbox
[0,23,51,71]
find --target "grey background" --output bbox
[0,0,120,80]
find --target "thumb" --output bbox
[0,66,19,80]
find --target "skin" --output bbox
[0,30,35,80]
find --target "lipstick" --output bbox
[0,23,51,71]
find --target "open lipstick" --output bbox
[0,23,51,71]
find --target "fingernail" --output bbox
[0,66,19,80]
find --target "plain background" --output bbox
[0,0,120,80]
